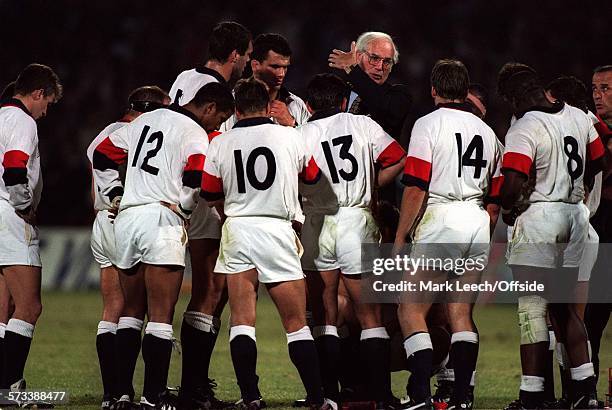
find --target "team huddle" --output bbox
[0,19,610,410]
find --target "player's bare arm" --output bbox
[499,169,527,226]
[393,185,426,253]
[377,157,406,187]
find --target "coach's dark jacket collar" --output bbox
[516,101,564,119]
[0,98,32,117]
[195,65,227,84]
[168,104,201,124]
[233,117,274,128]
[436,102,474,113]
[308,108,342,122]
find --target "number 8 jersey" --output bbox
[502,102,605,204]
[403,103,502,205]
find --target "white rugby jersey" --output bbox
[169,66,225,106]
[0,99,42,211]
[402,103,503,205]
[502,102,605,204]
[201,117,320,219]
[299,110,405,213]
[92,106,208,216]
[86,119,129,211]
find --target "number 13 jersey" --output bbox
[298,110,405,214]
[403,103,502,205]
[502,102,604,204]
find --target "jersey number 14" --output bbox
[455,133,487,178]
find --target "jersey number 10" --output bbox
[234,148,277,193]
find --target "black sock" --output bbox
[116,327,142,399]
[571,376,596,398]
[230,335,260,402]
[96,332,118,398]
[406,349,433,402]
[288,339,324,405]
[519,390,544,408]
[142,333,173,402]
[315,335,340,402]
[3,330,32,387]
[180,318,218,392]
[361,338,391,401]
[339,331,360,392]
[543,350,555,402]
[450,341,478,403]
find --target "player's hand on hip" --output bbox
[328,41,357,72]
[269,100,295,127]
[160,201,190,227]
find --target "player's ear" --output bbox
[340,97,348,112]
[204,102,217,115]
[31,89,44,101]
[250,59,260,72]
[229,50,239,64]
[431,86,437,99]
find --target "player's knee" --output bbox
[517,295,549,345]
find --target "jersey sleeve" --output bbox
[179,134,207,217]
[1,118,37,210]
[92,125,130,205]
[367,117,406,168]
[485,139,504,204]
[586,122,605,161]
[501,121,536,177]
[200,139,224,201]
[401,118,433,189]
[296,133,321,184]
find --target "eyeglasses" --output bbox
[363,51,394,69]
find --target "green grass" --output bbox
[24,292,612,409]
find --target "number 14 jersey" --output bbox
[403,103,502,205]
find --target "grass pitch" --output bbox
[25,291,612,409]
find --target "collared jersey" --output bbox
[92,106,208,215]
[169,66,225,106]
[87,120,128,211]
[201,117,320,220]
[502,103,605,204]
[0,99,42,211]
[402,103,503,205]
[299,111,405,214]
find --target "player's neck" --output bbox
[268,88,279,101]
[13,95,34,113]
[237,111,269,121]
[434,96,463,105]
[204,60,231,82]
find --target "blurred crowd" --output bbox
[0,0,608,225]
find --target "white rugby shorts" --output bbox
[0,200,41,267]
[507,202,589,269]
[90,210,116,269]
[113,203,188,269]
[411,202,491,268]
[187,201,221,241]
[214,216,304,283]
[301,207,380,275]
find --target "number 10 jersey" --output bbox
[403,103,502,205]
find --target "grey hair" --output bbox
[355,31,399,64]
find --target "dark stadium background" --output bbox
[1,0,609,226]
